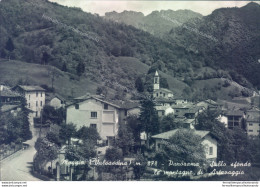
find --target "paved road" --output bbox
[0,117,42,181]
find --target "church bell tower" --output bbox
[153,70,160,90]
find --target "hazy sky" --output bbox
[49,1,258,16]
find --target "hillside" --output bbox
[167,2,260,89]
[0,59,103,99]
[104,9,203,37]
[0,0,258,101]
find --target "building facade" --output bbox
[66,95,139,146]
[12,85,46,118]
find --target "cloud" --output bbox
[49,1,259,16]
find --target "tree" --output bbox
[76,126,100,143]
[19,97,32,142]
[105,147,123,161]
[126,115,142,148]
[48,68,59,90]
[116,124,135,156]
[196,109,235,163]
[5,37,15,60]
[42,105,65,125]
[132,153,147,180]
[160,114,181,132]
[62,62,67,72]
[111,45,121,57]
[34,137,58,172]
[121,44,133,57]
[42,51,50,65]
[135,77,144,92]
[158,129,206,173]
[160,77,169,89]
[59,123,76,145]
[46,131,61,147]
[139,98,160,147]
[76,62,85,76]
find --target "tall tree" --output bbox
[76,62,85,76]
[135,77,144,92]
[5,37,15,60]
[139,98,160,147]
[19,97,32,141]
[116,123,135,156]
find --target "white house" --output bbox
[12,85,46,118]
[246,110,260,136]
[47,94,66,109]
[152,129,218,162]
[66,95,140,146]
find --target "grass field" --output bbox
[0,59,103,99]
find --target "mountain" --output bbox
[105,9,203,37]
[167,2,260,88]
[0,0,258,101]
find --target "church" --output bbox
[152,70,174,99]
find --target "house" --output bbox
[0,85,21,104]
[152,129,218,162]
[66,94,140,146]
[246,110,260,136]
[224,110,245,130]
[46,93,66,109]
[196,99,220,111]
[12,85,46,118]
[155,106,174,117]
[153,71,174,99]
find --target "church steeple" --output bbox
[153,70,160,90]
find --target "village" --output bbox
[1,70,260,181]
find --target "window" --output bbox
[36,101,38,107]
[90,124,97,129]
[36,111,38,117]
[28,103,30,108]
[104,104,108,110]
[29,95,30,100]
[163,93,166,97]
[40,101,42,106]
[209,147,213,155]
[249,123,253,126]
[36,92,38,97]
[234,122,239,126]
[156,93,158,97]
[124,110,127,116]
[162,111,165,116]
[91,112,97,118]
[234,116,240,121]
[75,104,79,109]
[228,116,233,120]
[249,130,253,132]
[41,92,42,97]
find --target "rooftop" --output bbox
[152,129,210,140]
[0,88,21,97]
[1,104,20,113]
[72,94,140,109]
[225,110,244,116]
[14,85,45,92]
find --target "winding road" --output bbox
[0,116,42,181]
